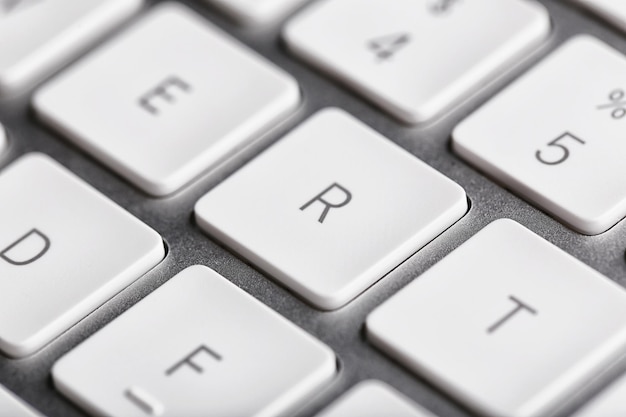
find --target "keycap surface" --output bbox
[206,0,308,25]
[367,219,626,417]
[34,2,300,196]
[195,108,467,310]
[0,385,43,417]
[0,0,142,95]
[53,265,336,417]
[454,36,626,235]
[316,380,435,417]
[0,153,164,357]
[283,0,549,124]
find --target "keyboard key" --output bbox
[453,36,626,235]
[53,265,336,417]
[574,1,626,31]
[572,372,626,416]
[195,108,467,310]
[367,219,626,417]
[0,385,43,417]
[283,0,549,124]
[317,380,435,417]
[0,0,142,95]
[206,0,308,25]
[33,3,300,196]
[0,153,164,357]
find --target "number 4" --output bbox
[368,33,411,61]
[535,132,586,166]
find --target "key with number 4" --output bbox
[454,36,626,234]
[284,0,549,124]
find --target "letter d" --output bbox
[1,229,51,266]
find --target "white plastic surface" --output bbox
[574,0,626,31]
[316,381,435,417]
[195,108,467,310]
[367,219,626,417]
[0,385,42,417]
[0,0,142,95]
[53,265,336,417]
[206,0,308,25]
[573,372,626,416]
[453,37,626,235]
[283,0,549,124]
[33,3,300,196]
[0,153,164,357]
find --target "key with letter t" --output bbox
[367,219,626,417]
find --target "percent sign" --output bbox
[598,89,626,119]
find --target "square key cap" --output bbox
[195,108,467,310]
[34,2,300,196]
[0,0,142,95]
[453,36,626,235]
[367,219,626,417]
[283,0,549,124]
[0,154,164,357]
[53,265,336,417]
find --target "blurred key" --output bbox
[284,0,549,124]
[34,3,300,196]
[0,0,142,95]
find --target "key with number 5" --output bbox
[453,36,626,235]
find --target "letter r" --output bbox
[300,183,352,224]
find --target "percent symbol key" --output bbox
[597,89,626,119]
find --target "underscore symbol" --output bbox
[597,89,626,120]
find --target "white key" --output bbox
[453,37,626,235]
[53,265,336,417]
[195,108,467,310]
[367,219,626,417]
[573,0,626,32]
[206,0,308,25]
[0,385,43,417]
[316,381,435,417]
[0,153,164,357]
[283,0,549,124]
[573,373,626,417]
[0,0,142,95]
[33,3,300,196]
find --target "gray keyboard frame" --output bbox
[1,0,625,416]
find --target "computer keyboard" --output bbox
[1,0,626,416]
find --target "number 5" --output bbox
[535,132,585,166]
